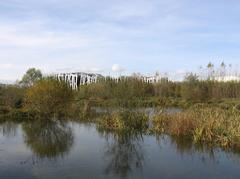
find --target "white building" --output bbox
[56,72,103,90]
[141,73,168,83]
[213,75,240,82]
[55,72,168,90]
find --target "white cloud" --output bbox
[112,64,125,73]
[0,22,95,49]
[0,63,14,69]
[1,0,240,81]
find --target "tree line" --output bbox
[79,73,240,102]
[1,63,240,118]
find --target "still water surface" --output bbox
[0,119,240,179]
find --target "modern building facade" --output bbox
[56,72,103,90]
[55,72,168,90]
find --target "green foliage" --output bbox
[24,78,74,118]
[20,68,42,87]
[77,77,181,108]
[79,77,155,100]
[3,62,240,119]
[77,74,240,105]
[153,80,179,98]
[0,85,25,110]
[180,74,209,101]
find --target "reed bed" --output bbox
[97,111,149,131]
[152,105,240,150]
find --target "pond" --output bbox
[1,119,240,179]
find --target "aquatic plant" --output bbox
[97,111,149,131]
[152,105,240,150]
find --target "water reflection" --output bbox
[1,118,240,178]
[155,134,224,165]
[0,121,18,137]
[22,120,74,160]
[98,129,144,179]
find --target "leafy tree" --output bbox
[20,68,42,87]
[181,73,208,101]
[184,73,199,83]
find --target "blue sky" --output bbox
[0,0,240,81]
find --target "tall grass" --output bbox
[97,111,149,132]
[152,105,240,150]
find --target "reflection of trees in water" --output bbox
[98,129,145,179]
[22,120,74,160]
[0,121,18,137]
[155,135,220,164]
[225,151,240,164]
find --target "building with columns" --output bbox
[55,72,168,90]
[56,72,103,90]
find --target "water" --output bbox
[0,119,240,179]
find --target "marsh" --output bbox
[1,110,240,179]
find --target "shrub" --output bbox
[0,85,25,110]
[24,78,74,118]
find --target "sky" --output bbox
[0,0,240,82]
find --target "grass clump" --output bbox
[97,111,149,132]
[152,105,240,150]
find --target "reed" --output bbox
[97,111,149,131]
[152,105,240,150]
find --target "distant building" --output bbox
[142,75,168,83]
[55,72,168,90]
[213,75,240,82]
[56,72,103,90]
